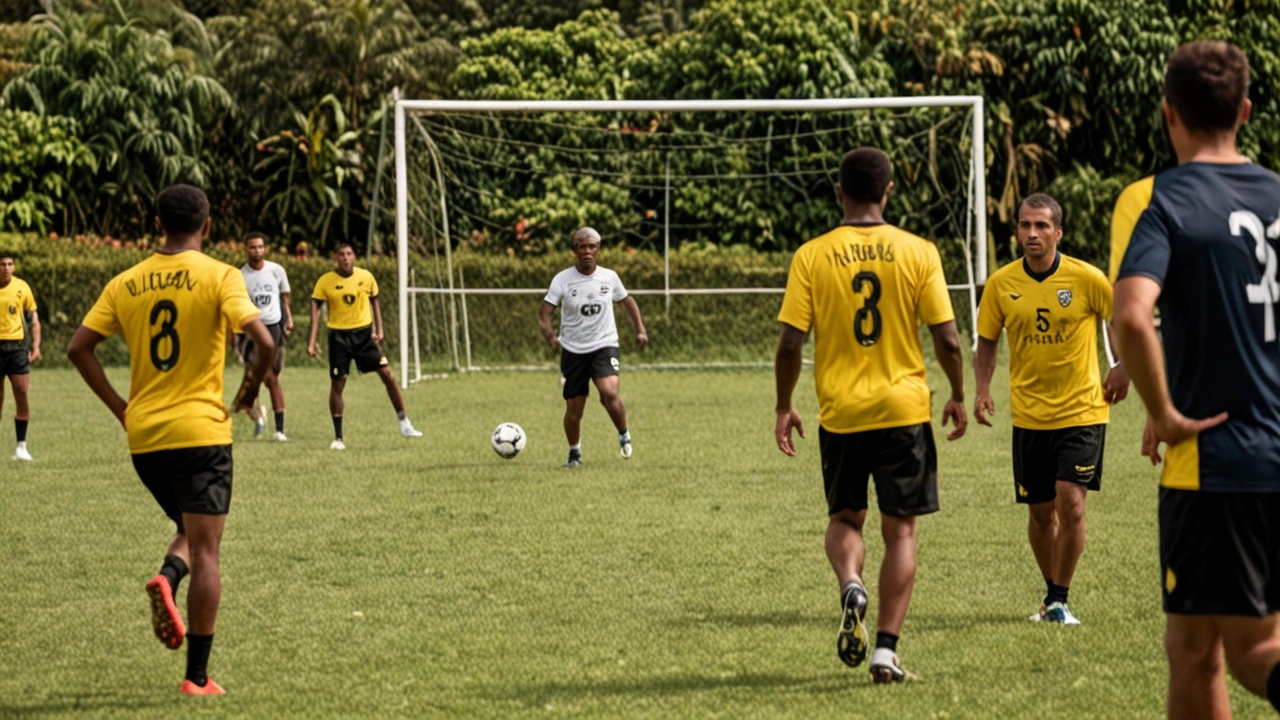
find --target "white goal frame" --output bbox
[394,96,987,388]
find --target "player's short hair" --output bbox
[839,148,893,204]
[571,227,601,249]
[156,184,210,235]
[245,231,267,244]
[334,243,355,255]
[1165,40,1249,134]
[1019,193,1063,229]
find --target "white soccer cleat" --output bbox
[399,420,422,438]
[275,432,288,442]
[329,439,346,451]
[620,440,632,459]
[1029,603,1047,622]
[870,648,915,683]
[13,446,32,461]
[1044,602,1081,625]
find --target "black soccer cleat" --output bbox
[837,583,870,668]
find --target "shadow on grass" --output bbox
[493,670,873,707]
[0,691,164,717]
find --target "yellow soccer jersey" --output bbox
[1109,176,1154,283]
[977,254,1111,430]
[312,268,379,330]
[778,223,954,433]
[81,252,260,454]
[0,277,36,341]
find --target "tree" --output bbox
[0,108,95,233]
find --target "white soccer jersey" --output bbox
[241,260,291,325]
[544,266,629,354]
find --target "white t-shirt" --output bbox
[544,266,629,354]
[241,260,291,325]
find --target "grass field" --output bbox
[0,361,1271,719]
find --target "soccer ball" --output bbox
[491,422,526,459]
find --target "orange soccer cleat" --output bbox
[180,678,225,695]
[145,575,186,650]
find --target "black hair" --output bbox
[1165,40,1249,134]
[1020,193,1064,229]
[839,148,893,204]
[245,231,267,243]
[156,184,210,235]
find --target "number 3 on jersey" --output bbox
[150,300,180,371]
[852,271,882,346]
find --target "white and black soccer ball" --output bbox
[491,422,526,459]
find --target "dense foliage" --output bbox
[1,0,1277,271]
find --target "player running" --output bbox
[67,184,273,695]
[774,147,967,683]
[539,227,648,467]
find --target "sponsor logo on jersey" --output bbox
[571,288,578,297]
[601,284,610,294]
[6,305,14,315]
[335,285,344,290]
[343,294,356,305]
[1058,289,1073,307]
[1010,293,1022,300]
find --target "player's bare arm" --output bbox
[26,310,40,362]
[282,292,293,335]
[307,298,323,357]
[973,335,998,426]
[928,320,967,440]
[231,318,274,412]
[538,302,560,348]
[1113,275,1226,446]
[620,296,648,347]
[66,326,127,428]
[773,322,807,456]
[371,296,384,344]
[1101,321,1129,404]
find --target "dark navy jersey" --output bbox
[1119,161,1280,493]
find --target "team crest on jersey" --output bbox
[601,284,610,295]
[7,305,14,315]
[1057,289,1073,307]
[571,289,578,297]
[343,294,356,305]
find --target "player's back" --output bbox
[780,224,954,433]
[1120,162,1280,491]
[84,251,258,454]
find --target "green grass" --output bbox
[0,362,1270,718]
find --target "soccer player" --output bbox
[539,227,648,467]
[774,147,967,683]
[1113,40,1280,718]
[307,243,421,449]
[0,254,40,461]
[66,184,273,696]
[973,192,1130,626]
[237,232,293,441]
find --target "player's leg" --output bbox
[133,451,189,651]
[1166,614,1231,720]
[1047,480,1087,620]
[175,445,232,695]
[10,370,31,459]
[373,366,421,437]
[1044,424,1103,623]
[1014,427,1058,619]
[563,395,587,466]
[820,426,872,669]
[329,374,346,449]
[1216,613,1280,705]
[267,334,286,440]
[868,422,938,682]
[560,349,591,466]
[592,375,632,459]
[238,337,267,436]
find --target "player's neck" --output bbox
[248,259,265,271]
[842,203,885,225]
[0,278,10,289]
[336,267,354,278]
[157,235,202,254]
[1176,132,1249,165]
[575,264,596,275]
[1024,248,1058,275]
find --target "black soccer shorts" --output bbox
[131,445,234,533]
[1011,424,1105,504]
[0,341,29,376]
[560,346,620,400]
[328,326,387,378]
[819,422,939,517]
[242,320,286,375]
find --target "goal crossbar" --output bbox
[394,96,987,387]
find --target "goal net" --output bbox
[392,98,987,386]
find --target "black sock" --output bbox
[15,419,27,443]
[159,555,189,598]
[1044,577,1054,601]
[1046,583,1069,605]
[332,416,343,440]
[275,411,285,433]
[875,631,899,652]
[1267,661,1280,712]
[185,633,214,685]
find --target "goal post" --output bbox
[394,97,987,388]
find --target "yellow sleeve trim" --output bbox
[1109,176,1155,283]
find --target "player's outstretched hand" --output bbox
[1141,414,1162,465]
[775,408,805,456]
[974,394,995,427]
[1151,407,1228,449]
[942,397,967,440]
[307,342,318,358]
[1103,364,1130,404]
[636,331,649,348]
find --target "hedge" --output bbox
[0,234,975,370]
